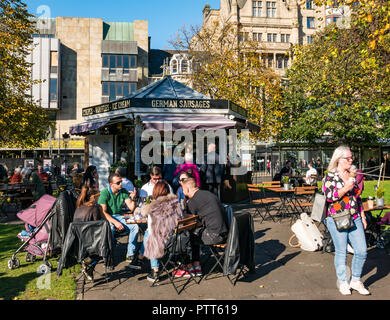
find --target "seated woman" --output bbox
[74,185,102,222]
[138,180,183,283]
[21,168,46,202]
[74,185,103,280]
[11,167,22,183]
[176,171,193,214]
[82,165,99,191]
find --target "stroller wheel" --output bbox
[8,258,20,270]
[26,253,36,263]
[37,263,50,274]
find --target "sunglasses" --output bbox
[151,177,162,181]
[179,178,187,182]
[113,180,122,185]
[341,157,354,161]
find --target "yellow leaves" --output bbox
[367,14,373,23]
[369,40,376,50]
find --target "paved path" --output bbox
[78,201,390,300]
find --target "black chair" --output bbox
[201,211,255,286]
[56,220,114,299]
[150,215,198,295]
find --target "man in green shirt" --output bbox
[98,173,137,261]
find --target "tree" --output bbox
[0,0,50,148]
[279,19,390,144]
[170,22,285,140]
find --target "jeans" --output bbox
[142,229,159,269]
[110,214,139,257]
[325,216,367,283]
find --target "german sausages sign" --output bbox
[82,98,247,117]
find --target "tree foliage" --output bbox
[170,22,285,140]
[0,0,50,148]
[280,7,390,145]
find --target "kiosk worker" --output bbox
[98,173,138,262]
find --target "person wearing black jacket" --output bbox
[182,178,228,276]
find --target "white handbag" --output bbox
[289,212,324,251]
[310,193,327,222]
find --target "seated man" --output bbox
[180,178,228,277]
[98,173,137,263]
[304,161,318,185]
[139,166,173,198]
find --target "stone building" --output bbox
[201,0,350,76]
[0,17,149,168]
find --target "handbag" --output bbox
[331,210,354,231]
[311,193,327,222]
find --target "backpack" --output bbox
[289,212,323,251]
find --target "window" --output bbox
[307,17,315,28]
[239,32,249,42]
[266,1,276,18]
[102,54,109,67]
[252,1,262,17]
[267,54,273,68]
[171,60,178,74]
[267,33,277,42]
[181,59,188,73]
[284,56,288,68]
[49,78,57,101]
[306,0,313,9]
[102,54,137,69]
[307,35,313,43]
[253,32,262,41]
[102,81,137,101]
[280,34,290,43]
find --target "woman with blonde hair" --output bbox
[323,145,369,296]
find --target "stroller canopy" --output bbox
[17,194,57,227]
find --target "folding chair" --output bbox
[151,215,198,295]
[293,187,316,213]
[201,212,255,286]
[247,184,278,223]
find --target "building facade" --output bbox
[201,0,350,76]
[0,17,149,168]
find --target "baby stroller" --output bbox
[8,194,57,274]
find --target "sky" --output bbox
[23,0,221,49]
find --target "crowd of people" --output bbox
[8,143,230,282]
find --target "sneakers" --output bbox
[172,267,192,278]
[128,258,144,270]
[81,260,94,281]
[338,282,351,295]
[189,265,203,276]
[350,280,370,295]
[147,269,159,283]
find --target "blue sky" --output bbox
[23,0,221,49]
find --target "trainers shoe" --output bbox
[189,266,203,276]
[126,255,134,263]
[81,261,94,281]
[147,270,159,283]
[338,282,351,295]
[128,258,144,270]
[172,267,191,278]
[350,280,370,295]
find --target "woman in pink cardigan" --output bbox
[173,153,201,187]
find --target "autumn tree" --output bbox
[0,0,50,148]
[170,22,285,140]
[279,18,390,144]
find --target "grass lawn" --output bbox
[361,180,390,218]
[0,223,79,300]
